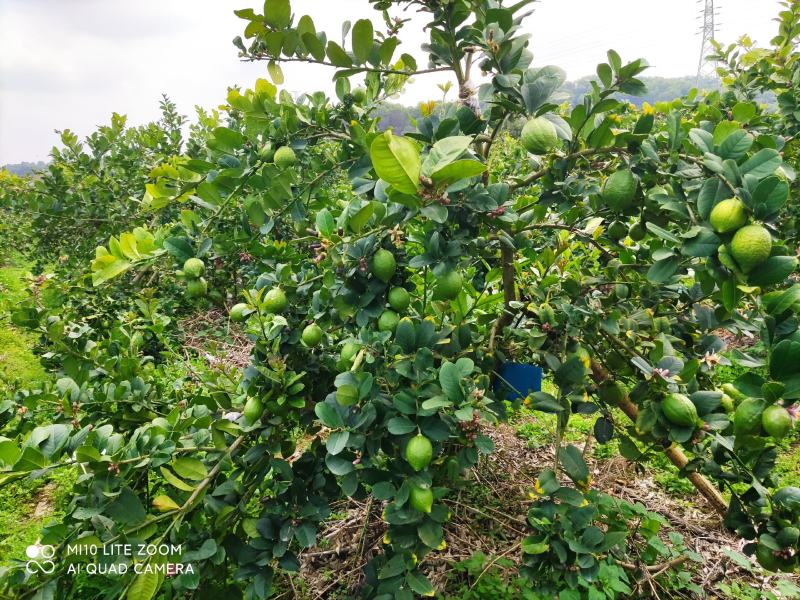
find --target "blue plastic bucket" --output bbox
[494,363,543,401]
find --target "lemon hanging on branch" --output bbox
[372,249,396,283]
[730,224,772,273]
[405,434,433,471]
[709,198,748,234]
[520,116,559,155]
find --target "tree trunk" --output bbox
[591,361,728,518]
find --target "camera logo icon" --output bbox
[25,544,56,574]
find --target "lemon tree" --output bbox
[2,0,800,598]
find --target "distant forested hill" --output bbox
[1,161,47,176]
[374,76,723,133]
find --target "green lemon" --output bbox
[336,384,359,406]
[434,270,463,301]
[734,397,767,436]
[520,117,559,155]
[301,323,324,347]
[598,381,625,406]
[243,396,263,424]
[603,169,637,212]
[372,249,397,283]
[409,486,434,513]
[629,222,646,241]
[378,310,400,332]
[274,146,297,168]
[263,287,288,314]
[730,224,772,273]
[387,287,411,312]
[229,303,249,322]
[183,257,205,278]
[337,342,362,371]
[186,277,208,298]
[405,434,433,471]
[607,221,628,241]
[709,198,748,234]
[762,405,792,439]
[661,393,699,427]
[351,87,367,104]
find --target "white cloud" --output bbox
[0,0,784,163]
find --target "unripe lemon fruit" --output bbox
[409,486,434,513]
[603,170,637,212]
[762,405,792,439]
[229,303,249,322]
[351,87,367,104]
[263,287,288,314]
[434,270,462,301]
[378,310,400,332]
[709,198,748,233]
[243,396,263,424]
[387,287,411,312]
[661,393,698,427]
[405,434,433,471]
[520,117,559,155]
[186,277,208,298]
[730,224,772,273]
[274,146,297,168]
[183,257,205,278]
[301,323,323,347]
[372,249,397,283]
[336,384,359,406]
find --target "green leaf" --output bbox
[352,19,373,63]
[159,466,195,492]
[732,102,756,123]
[172,457,208,481]
[370,131,420,195]
[387,416,416,435]
[315,402,344,429]
[558,445,589,487]
[717,130,753,160]
[421,136,472,175]
[267,60,284,84]
[740,148,781,178]
[751,176,789,219]
[152,494,180,512]
[127,570,161,600]
[431,160,486,185]
[294,523,316,548]
[106,488,146,525]
[417,521,443,549]
[521,66,567,114]
[264,0,291,29]
[348,202,374,233]
[522,536,549,555]
[379,554,406,579]
[326,431,349,455]
[406,571,435,596]
[771,340,800,379]
[439,361,465,402]
[325,453,354,476]
[748,256,798,287]
[315,208,335,238]
[302,32,326,61]
[681,228,720,257]
[326,41,353,67]
[647,255,681,284]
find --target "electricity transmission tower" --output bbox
[697,0,721,83]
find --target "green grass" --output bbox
[0,468,78,561]
[0,254,63,563]
[0,257,45,392]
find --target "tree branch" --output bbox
[242,54,452,77]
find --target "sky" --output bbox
[0,0,784,164]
